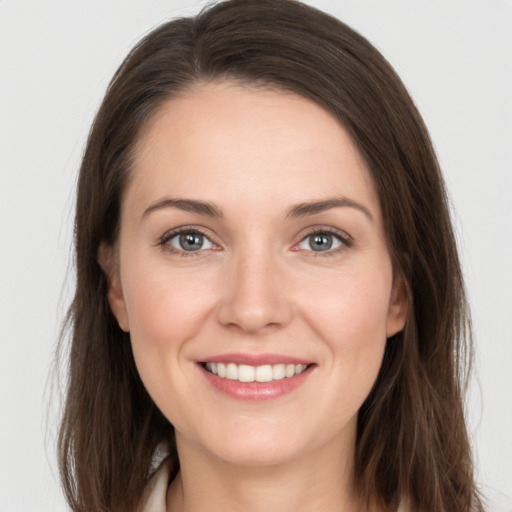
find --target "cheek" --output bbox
[121,262,222,426]
[120,260,220,405]
[306,265,391,336]
[123,262,217,349]
[299,264,391,426]
[299,262,392,380]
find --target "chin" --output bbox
[211,441,305,467]
[193,421,320,468]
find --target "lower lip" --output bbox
[200,364,314,401]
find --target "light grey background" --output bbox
[1,1,511,510]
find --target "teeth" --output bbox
[205,362,308,382]
[255,365,273,382]
[217,362,226,378]
[272,364,285,380]
[238,364,255,382]
[226,363,238,380]
[285,364,296,378]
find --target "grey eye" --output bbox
[299,233,342,252]
[169,232,213,252]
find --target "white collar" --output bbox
[139,458,171,512]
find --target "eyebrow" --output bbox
[142,196,373,222]
[142,197,223,219]
[286,197,373,221]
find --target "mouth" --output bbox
[198,355,315,401]
[202,362,309,383]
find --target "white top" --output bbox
[139,458,171,512]
[139,458,409,512]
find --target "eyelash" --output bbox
[157,226,216,257]
[298,227,353,256]
[156,226,352,257]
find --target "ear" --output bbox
[98,242,130,332]
[386,271,409,338]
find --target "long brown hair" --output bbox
[58,1,483,510]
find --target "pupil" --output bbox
[180,233,203,251]
[310,234,332,251]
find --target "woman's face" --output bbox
[104,82,407,467]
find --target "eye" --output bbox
[297,231,346,252]
[166,230,214,252]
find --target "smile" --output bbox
[204,362,308,382]
[199,355,315,401]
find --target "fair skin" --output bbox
[101,81,407,512]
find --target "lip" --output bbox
[197,353,315,401]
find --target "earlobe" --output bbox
[386,272,409,338]
[98,242,130,332]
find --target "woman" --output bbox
[58,1,483,511]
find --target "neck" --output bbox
[167,432,367,512]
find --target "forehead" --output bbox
[127,81,380,219]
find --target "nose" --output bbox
[216,248,294,335]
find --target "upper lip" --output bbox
[200,353,313,366]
